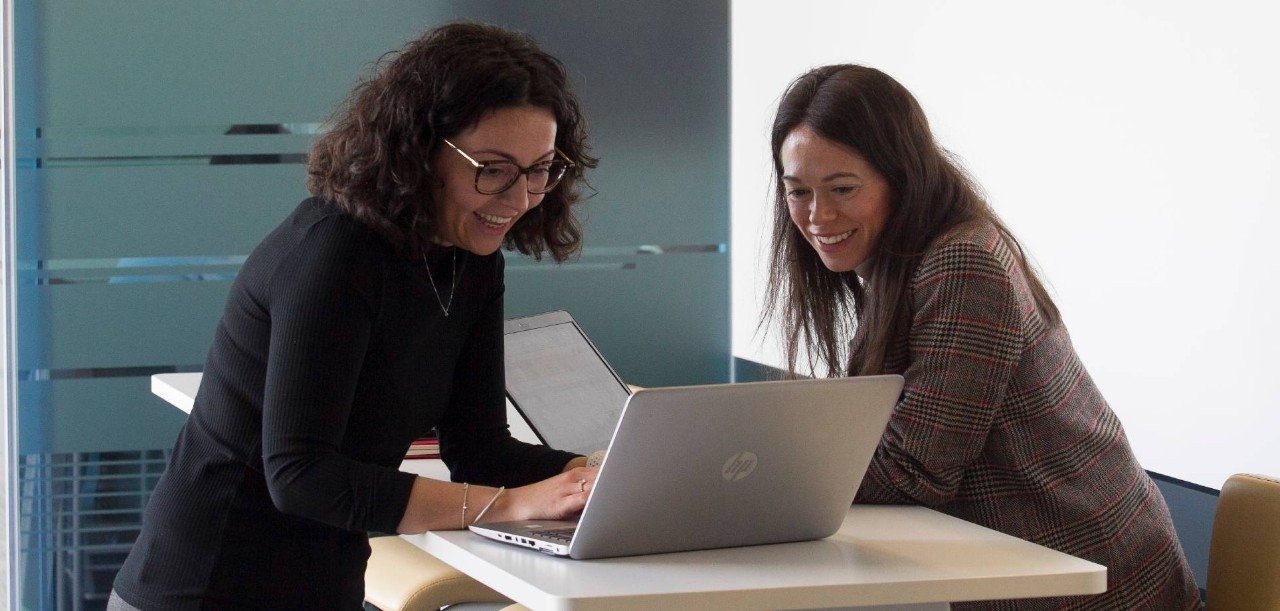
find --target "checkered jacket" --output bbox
[853,221,1200,610]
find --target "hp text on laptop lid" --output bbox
[471,374,904,559]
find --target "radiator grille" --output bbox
[17,451,169,611]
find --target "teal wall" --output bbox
[11,2,728,608]
[466,2,731,389]
[15,1,728,454]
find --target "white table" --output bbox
[411,505,1105,611]
[151,372,540,480]
[152,373,1107,610]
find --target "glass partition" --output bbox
[6,2,728,607]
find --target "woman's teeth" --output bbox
[815,230,853,245]
[476,212,513,228]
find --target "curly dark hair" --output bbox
[763,65,1059,377]
[307,22,596,262]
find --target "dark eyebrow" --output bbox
[782,171,862,183]
[467,149,556,163]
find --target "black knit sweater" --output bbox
[113,198,575,610]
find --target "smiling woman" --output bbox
[780,125,891,274]
[762,64,1200,610]
[108,22,601,611]
[431,105,561,256]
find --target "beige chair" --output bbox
[364,535,511,611]
[1205,473,1280,611]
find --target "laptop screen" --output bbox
[504,311,631,456]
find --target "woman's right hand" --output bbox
[478,466,599,524]
[396,467,600,534]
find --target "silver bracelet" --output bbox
[460,483,470,530]
[471,486,505,525]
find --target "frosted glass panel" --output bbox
[11,2,728,608]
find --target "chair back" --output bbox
[1206,473,1280,611]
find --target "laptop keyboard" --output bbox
[535,527,577,543]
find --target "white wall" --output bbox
[732,0,1280,489]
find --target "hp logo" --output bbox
[722,451,758,481]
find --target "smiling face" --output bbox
[780,125,892,274]
[432,105,558,255]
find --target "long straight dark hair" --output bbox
[763,65,1059,377]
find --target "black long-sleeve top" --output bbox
[113,198,576,610]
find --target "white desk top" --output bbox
[415,505,1105,610]
[151,372,201,413]
[150,372,539,481]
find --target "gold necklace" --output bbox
[422,249,459,317]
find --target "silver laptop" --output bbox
[470,374,903,559]
[503,311,630,456]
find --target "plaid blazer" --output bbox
[854,221,1200,610]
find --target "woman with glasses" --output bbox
[763,65,1200,609]
[112,23,598,610]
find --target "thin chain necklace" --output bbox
[423,248,460,317]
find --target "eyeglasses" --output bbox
[442,139,574,195]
